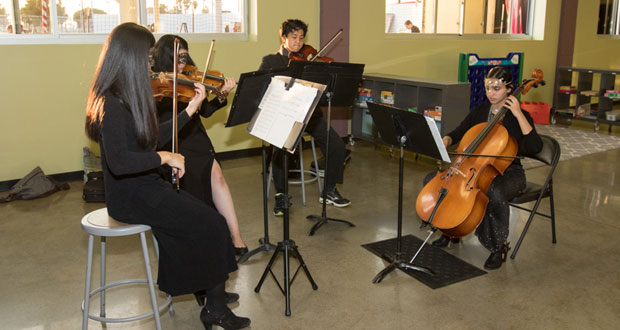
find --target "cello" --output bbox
[416,69,545,238]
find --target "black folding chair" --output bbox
[509,134,561,259]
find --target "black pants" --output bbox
[423,164,526,253]
[272,115,345,193]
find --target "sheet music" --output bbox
[425,117,451,162]
[250,76,323,149]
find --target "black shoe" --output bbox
[200,308,251,330]
[224,292,239,304]
[431,235,461,248]
[234,246,249,256]
[310,149,352,178]
[319,188,351,207]
[484,243,511,270]
[273,193,292,216]
[344,148,352,166]
[310,159,325,177]
[194,291,240,307]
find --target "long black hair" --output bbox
[85,23,157,148]
[151,34,196,73]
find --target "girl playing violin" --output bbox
[85,23,250,329]
[151,35,249,261]
[259,19,350,215]
[426,66,543,269]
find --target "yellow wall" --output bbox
[573,0,620,69]
[0,0,319,181]
[1,0,618,182]
[350,0,560,107]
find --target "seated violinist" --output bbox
[151,35,249,261]
[424,67,542,270]
[258,19,351,216]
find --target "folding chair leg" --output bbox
[511,197,544,260]
[549,184,557,244]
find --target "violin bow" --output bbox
[200,39,229,98]
[171,38,180,192]
[311,28,343,62]
[201,40,215,84]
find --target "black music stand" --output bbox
[227,68,289,263]
[366,101,451,283]
[287,60,365,235]
[249,76,323,316]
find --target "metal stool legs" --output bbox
[82,231,172,330]
[267,138,323,205]
[267,137,322,205]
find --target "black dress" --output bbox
[156,97,226,208]
[99,94,237,296]
[259,48,346,192]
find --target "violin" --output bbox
[151,70,219,103]
[182,64,227,93]
[288,28,343,63]
[151,39,230,102]
[289,44,334,63]
[415,69,545,238]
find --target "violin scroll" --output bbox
[520,69,545,95]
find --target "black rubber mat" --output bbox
[362,235,486,289]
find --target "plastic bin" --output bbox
[521,101,550,125]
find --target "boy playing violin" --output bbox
[259,19,350,216]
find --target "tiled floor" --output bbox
[1,129,619,330]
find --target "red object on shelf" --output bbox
[521,101,551,125]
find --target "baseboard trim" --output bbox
[0,147,266,192]
[0,139,351,192]
[0,171,83,192]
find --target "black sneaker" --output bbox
[273,193,292,216]
[319,188,351,207]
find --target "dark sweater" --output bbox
[446,102,543,165]
[99,95,191,220]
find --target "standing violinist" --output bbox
[151,35,249,262]
[259,18,350,216]
[425,66,542,269]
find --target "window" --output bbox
[385,0,533,35]
[1,0,246,39]
[599,0,620,35]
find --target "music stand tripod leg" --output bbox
[372,140,435,283]
[307,92,355,235]
[238,142,277,263]
[254,242,282,293]
[255,151,317,316]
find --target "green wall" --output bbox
[1,0,618,182]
